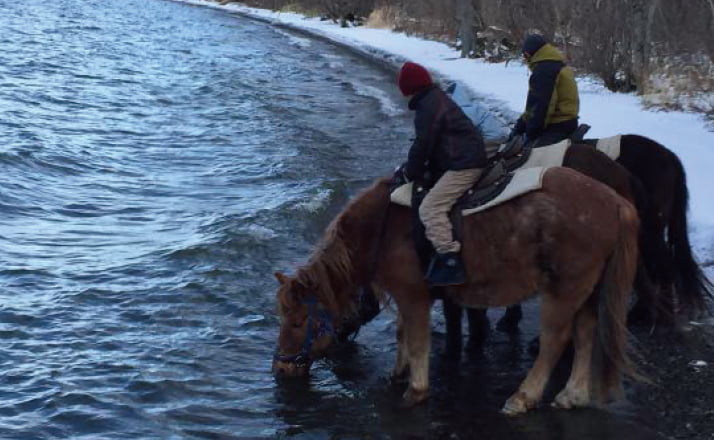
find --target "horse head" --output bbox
[272,178,392,377]
[272,271,337,378]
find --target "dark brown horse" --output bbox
[273,168,640,414]
[445,134,712,357]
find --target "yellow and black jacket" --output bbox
[515,44,579,140]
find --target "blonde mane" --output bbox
[295,178,390,317]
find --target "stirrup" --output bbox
[426,253,466,287]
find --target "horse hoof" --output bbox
[553,389,589,409]
[501,400,527,416]
[401,387,428,407]
[501,392,533,416]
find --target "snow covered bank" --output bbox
[175,0,714,259]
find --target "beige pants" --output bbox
[419,168,483,254]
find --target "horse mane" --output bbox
[296,177,391,317]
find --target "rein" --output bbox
[340,185,392,341]
[273,295,335,367]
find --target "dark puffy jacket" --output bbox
[404,85,486,181]
[515,44,579,140]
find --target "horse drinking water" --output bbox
[273,167,641,414]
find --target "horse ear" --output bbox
[274,271,289,285]
[289,279,309,301]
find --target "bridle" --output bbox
[274,182,393,365]
[273,294,335,368]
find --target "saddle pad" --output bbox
[461,166,546,216]
[390,166,547,217]
[520,139,571,169]
[595,134,622,160]
[390,181,414,207]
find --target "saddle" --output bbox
[455,160,512,210]
[407,160,512,214]
[496,135,532,171]
[493,124,592,171]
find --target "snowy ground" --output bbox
[176,0,714,265]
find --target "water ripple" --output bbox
[0,0,412,437]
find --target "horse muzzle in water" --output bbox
[272,354,312,378]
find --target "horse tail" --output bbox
[592,201,642,401]
[667,154,714,314]
[627,172,659,306]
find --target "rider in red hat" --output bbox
[395,62,487,286]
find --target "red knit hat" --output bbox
[398,62,433,96]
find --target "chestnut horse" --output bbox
[273,167,640,414]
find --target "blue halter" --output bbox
[274,295,335,367]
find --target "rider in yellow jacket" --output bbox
[512,34,580,147]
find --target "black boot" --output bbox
[426,252,466,287]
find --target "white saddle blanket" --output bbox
[520,134,622,168]
[520,139,571,169]
[502,134,622,169]
[595,134,622,160]
[390,166,548,217]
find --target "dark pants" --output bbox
[531,118,578,147]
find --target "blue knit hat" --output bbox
[522,34,547,56]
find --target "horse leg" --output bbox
[628,259,658,326]
[391,313,410,381]
[647,247,677,327]
[629,212,676,326]
[496,305,523,332]
[553,298,597,409]
[400,297,432,406]
[465,307,489,353]
[502,295,574,415]
[442,297,463,360]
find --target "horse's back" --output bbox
[564,143,635,202]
